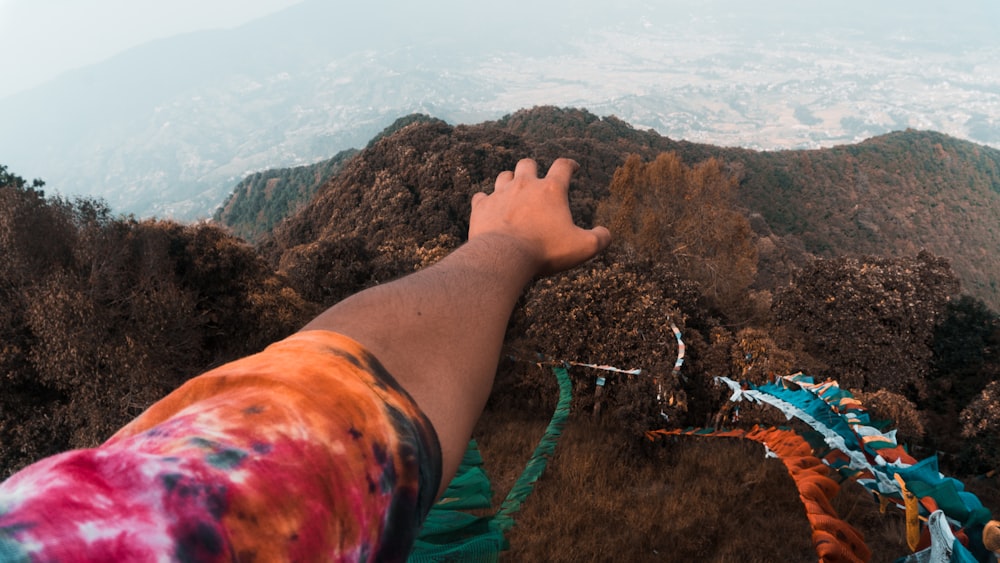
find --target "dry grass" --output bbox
[475,408,826,562]
[829,475,909,563]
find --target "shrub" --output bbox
[499,256,702,434]
[773,251,959,397]
[959,381,1000,472]
[855,389,926,445]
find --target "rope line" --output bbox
[493,366,573,532]
[715,374,993,561]
[409,365,573,562]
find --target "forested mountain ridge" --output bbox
[219,107,1000,309]
[5,107,1000,560]
[213,148,358,242]
[242,106,1000,425]
[212,114,445,242]
[736,130,1000,304]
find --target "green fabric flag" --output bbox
[408,366,572,562]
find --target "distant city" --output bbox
[1,1,997,219]
[480,29,1000,151]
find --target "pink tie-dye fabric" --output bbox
[0,331,441,562]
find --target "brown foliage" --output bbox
[512,260,677,429]
[598,152,759,315]
[854,389,926,445]
[243,110,1000,314]
[498,256,712,434]
[277,235,375,304]
[739,130,1000,309]
[697,327,736,381]
[0,187,312,476]
[263,108,691,310]
[959,381,1000,472]
[6,112,1000,555]
[682,327,798,429]
[773,251,960,396]
[728,327,796,386]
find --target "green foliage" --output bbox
[0,164,45,192]
[214,148,358,242]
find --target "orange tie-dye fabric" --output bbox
[0,330,441,562]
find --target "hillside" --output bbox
[246,104,1000,444]
[213,148,357,242]
[737,130,1000,305]
[5,108,1000,560]
[3,1,998,219]
[228,107,1000,310]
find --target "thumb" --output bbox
[588,226,612,254]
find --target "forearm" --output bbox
[302,234,538,492]
[302,158,610,499]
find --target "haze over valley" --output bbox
[1,0,998,219]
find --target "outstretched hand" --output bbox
[306,157,612,495]
[469,158,612,276]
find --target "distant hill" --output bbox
[223,107,1000,309]
[213,148,357,242]
[736,130,1000,304]
[3,0,998,220]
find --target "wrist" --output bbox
[464,232,545,281]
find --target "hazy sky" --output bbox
[0,0,304,99]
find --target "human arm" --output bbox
[301,158,611,496]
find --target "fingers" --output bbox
[513,158,538,179]
[494,170,514,189]
[571,226,613,265]
[497,158,578,190]
[536,225,613,276]
[543,158,580,188]
[473,156,612,274]
[589,226,613,254]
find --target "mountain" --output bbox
[738,130,1000,304]
[217,108,1000,310]
[1,0,998,220]
[213,147,357,242]
[4,107,1000,561]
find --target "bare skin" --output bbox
[302,158,612,495]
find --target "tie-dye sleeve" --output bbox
[0,330,442,563]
